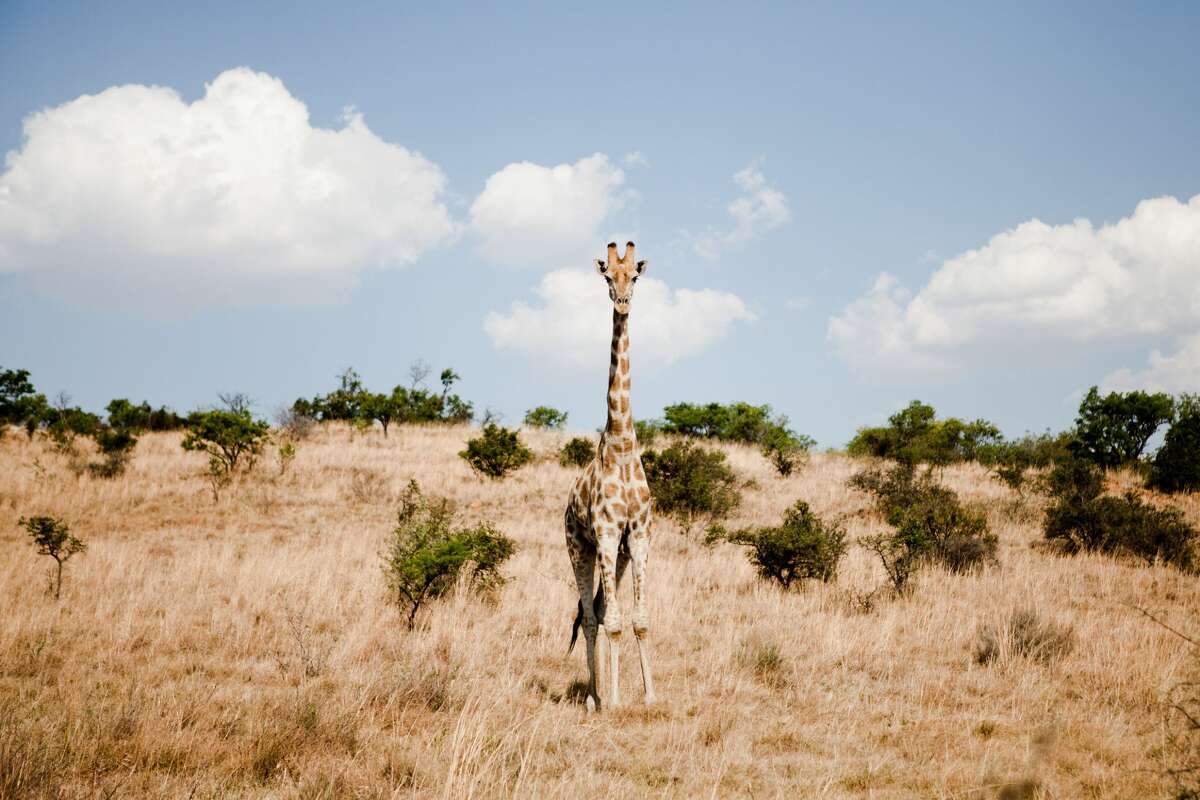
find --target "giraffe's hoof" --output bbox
[644,692,657,706]
[586,696,597,714]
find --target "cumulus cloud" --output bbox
[483,269,755,369]
[468,154,632,267]
[1101,332,1200,394]
[828,194,1200,374]
[0,67,455,309]
[690,161,790,260]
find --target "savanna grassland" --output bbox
[1,424,1197,799]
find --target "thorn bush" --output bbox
[458,424,533,479]
[708,500,846,588]
[642,439,741,534]
[558,437,595,468]
[382,481,515,629]
[1042,455,1197,571]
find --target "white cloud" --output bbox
[1101,332,1200,394]
[0,68,456,310]
[623,150,649,168]
[690,161,790,260]
[829,194,1200,374]
[468,153,632,267]
[483,268,755,369]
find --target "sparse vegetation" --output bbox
[558,436,595,468]
[383,480,515,628]
[642,439,741,533]
[20,515,85,599]
[974,608,1075,665]
[708,500,847,588]
[523,406,568,430]
[459,424,534,479]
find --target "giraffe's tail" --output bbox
[567,584,605,655]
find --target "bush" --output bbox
[0,367,45,437]
[1150,395,1200,494]
[643,440,741,533]
[708,500,846,588]
[846,400,1001,467]
[979,431,1074,496]
[181,408,271,499]
[851,464,997,582]
[1074,385,1174,469]
[1042,455,1197,570]
[297,365,474,430]
[459,424,534,479]
[559,437,595,468]
[524,406,568,430]
[383,481,515,628]
[759,422,815,477]
[89,426,137,478]
[660,402,813,457]
[20,515,85,599]
[634,419,662,447]
[974,608,1075,665]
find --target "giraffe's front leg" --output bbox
[595,527,622,709]
[628,523,656,705]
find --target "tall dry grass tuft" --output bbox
[0,423,1198,797]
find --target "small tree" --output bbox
[524,406,568,430]
[1074,385,1174,469]
[642,440,741,534]
[21,516,86,599]
[181,409,271,499]
[1150,394,1200,494]
[383,481,515,629]
[559,437,595,468]
[361,391,403,437]
[459,424,534,479]
[708,500,846,588]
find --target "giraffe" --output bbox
[564,240,655,711]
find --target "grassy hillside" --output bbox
[1,424,1196,798]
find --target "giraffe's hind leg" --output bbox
[565,518,600,711]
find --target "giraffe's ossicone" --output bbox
[564,241,655,711]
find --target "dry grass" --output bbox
[1,424,1198,798]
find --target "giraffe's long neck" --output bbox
[602,308,637,465]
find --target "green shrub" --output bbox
[297,365,474,430]
[20,515,85,599]
[708,500,846,588]
[559,437,595,468]
[524,406,568,430]
[1073,385,1174,469]
[181,408,271,499]
[643,440,741,533]
[760,423,814,477]
[1150,395,1200,494]
[0,367,46,438]
[383,481,515,628]
[634,419,662,447]
[851,464,997,581]
[1042,455,1197,570]
[846,400,1001,466]
[89,426,137,478]
[979,431,1075,496]
[105,398,185,431]
[860,528,926,596]
[459,424,534,479]
[43,405,100,454]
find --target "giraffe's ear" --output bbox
[636,260,648,274]
[596,259,608,274]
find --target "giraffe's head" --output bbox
[595,241,648,315]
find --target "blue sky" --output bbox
[2,1,1199,445]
